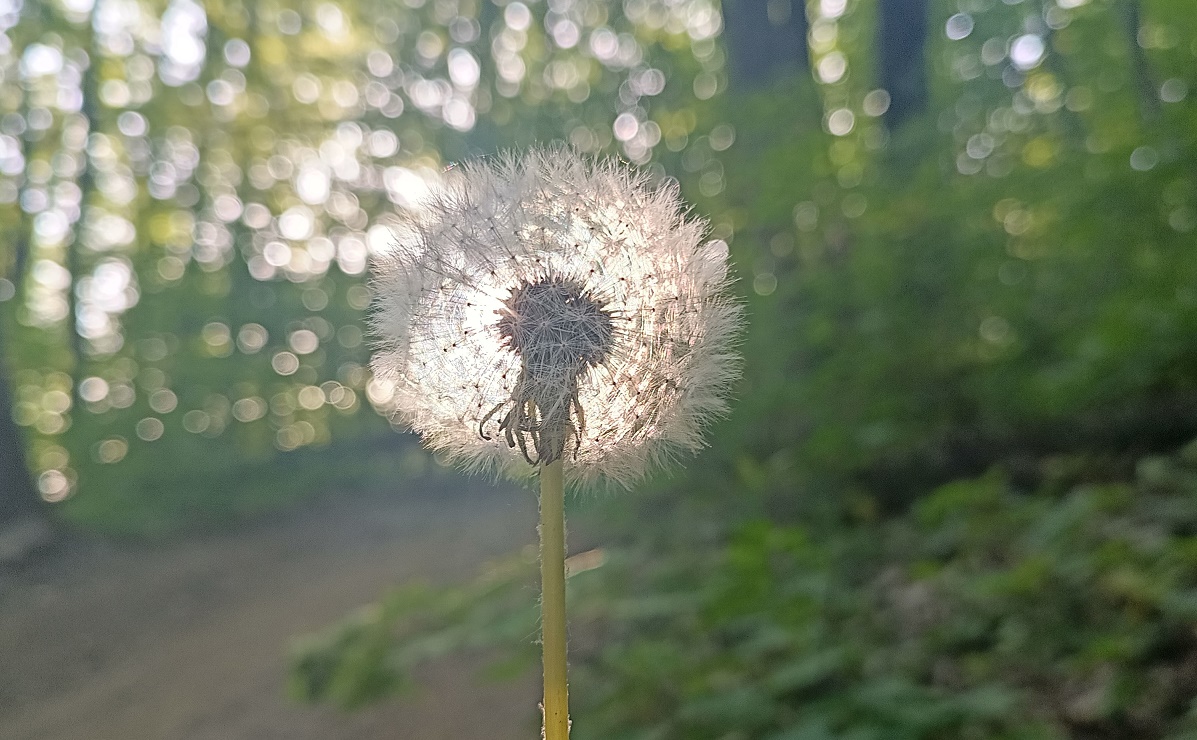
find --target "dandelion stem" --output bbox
[539,456,570,739]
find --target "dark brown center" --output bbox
[496,276,614,380]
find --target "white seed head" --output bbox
[370,148,742,488]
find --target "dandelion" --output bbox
[371,149,741,487]
[369,148,741,738]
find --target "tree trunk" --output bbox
[0,348,38,516]
[66,29,104,388]
[0,321,53,563]
[721,0,808,89]
[878,0,929,130]
[1122,0,1161,121]
[0,0,53,560]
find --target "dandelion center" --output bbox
[496,276,614,381]
[478,276,616,465]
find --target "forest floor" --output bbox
[0,480,546,740]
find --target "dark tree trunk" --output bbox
[878,0,929,130]
[0,0,51,557]
[721,0,808,89]
[0,326,41,519]
[1122,0,1161,121]
[0,312,55,564]
[66,34,103,389]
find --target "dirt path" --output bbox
[0,481,544,740]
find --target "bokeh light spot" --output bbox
[289,329,319,355]
[272,351,300,375]
[136,417,165,441]
[1010,35,1045,71]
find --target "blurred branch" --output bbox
[1121,0,1161,122]
[10,110,32,293]
[66,17,102,389]
[6,0,45,294]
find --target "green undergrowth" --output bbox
[291,441,1197,739]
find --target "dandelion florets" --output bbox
[497,276,615,376]
[370,148,742,488]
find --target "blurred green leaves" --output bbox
[0,0,727,531]
[294,442,1197,738]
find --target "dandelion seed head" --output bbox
[370,148,742,488]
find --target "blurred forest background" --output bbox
[3,0,1197,737]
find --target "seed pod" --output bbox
[370,148,742,488]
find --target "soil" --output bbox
[0,482,544,740]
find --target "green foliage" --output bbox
[290,548,542,708]
[690,0,1197,494]
[295,444,1197,739]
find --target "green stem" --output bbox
[539,457,570,739]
